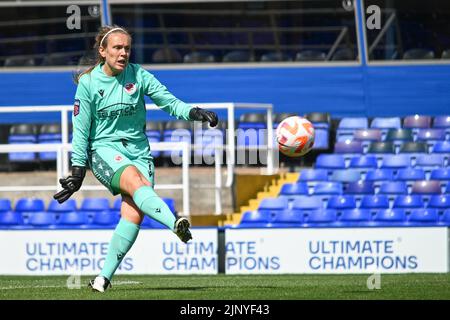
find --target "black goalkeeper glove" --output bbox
[53,166,86,204]
[189,107,218,127]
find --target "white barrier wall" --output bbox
[225,228,449,274]
[0,228,448,275]
[0,228,218,275]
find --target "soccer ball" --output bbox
[276,116,315,157]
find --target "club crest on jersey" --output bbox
[114,155,123,162]
[124,83,136,95]
[73,99,80,116]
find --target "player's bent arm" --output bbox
[139,66,192,120]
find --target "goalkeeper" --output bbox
[53,25,218,292]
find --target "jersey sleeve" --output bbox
[139,66,192,120]
[71,76,92,167]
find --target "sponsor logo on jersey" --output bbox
[124,83,136,94]
[97,104,137,120]
[73,99,80,116]
[114,155,123,162]
[98,89,104,97]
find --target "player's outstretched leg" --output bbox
[133,185,192,243]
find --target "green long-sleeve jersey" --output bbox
[71,63,192,167]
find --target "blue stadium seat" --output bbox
[37,124,62,161]
[373,209,407,226]
[349,155,378,170]
[385,129,414,153]
[429,168,450,182]
[90,210,120,228]
[431,141,450,154]
[360,195,390,212]
[416,129,446,152]
[80,198,110,212]
[146,121,162,140]
[8,124,38,163]
[379,181,408,195]
[393,195,424,210]
[28,212,56,229]
[327,195,357,210]
[403,115,431,131]
[291,196,323,211]
[271,210,303,228]
[338,209,372,227]
[353,129,382,153]
[238,211,271,228]
[336,117,369,142]
[163,129,192,158]
[311,128,329,150]
[411,180,441,195]
[15,198,45,213]
[365,169,394,184]
[315,154,346,171]
[415,154,445,172]
[237,113,265,151]
[57,212,89,229]
[432,116,450,138]
[367,142,395,154]
[334,140,364,155]
[370,117,402,139]
[298,169,328,182]
[433,116,450,129]
[345,181,375,195]
[47,199,77,213]
[446,184,450,194]
[427,195,450,213]
[330,170,361,183]
[439,209,450,226]
[380,154,411,170]
[396,168,426,182]
[408,208,439,225]
[313,182,343,196]
[0,199,12,212]
[258,197,288,212]
[304,209,337,227]
[113,198,121,211]
[0,211,24,227]
[398,142,428,156]
[195,128,224,159]
[279,183,309,201]
[223,50,252,62]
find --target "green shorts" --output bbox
[88,139,155,195]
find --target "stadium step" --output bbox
[222,172,299,226]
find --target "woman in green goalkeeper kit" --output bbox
[53,25,218,292]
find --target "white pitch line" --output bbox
[0,280,141,290]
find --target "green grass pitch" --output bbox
[0,274,449,300]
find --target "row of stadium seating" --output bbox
[0,197,176,230]
[280,180,450,197]
[236,208,450,228]
[0,197,175,214]
[3,47,450,67]
[0,211,170,230]
[315,154,449,172]
[261,194,450,211]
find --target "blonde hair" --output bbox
[74,25,130,84]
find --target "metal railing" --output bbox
[0,102,275,215]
